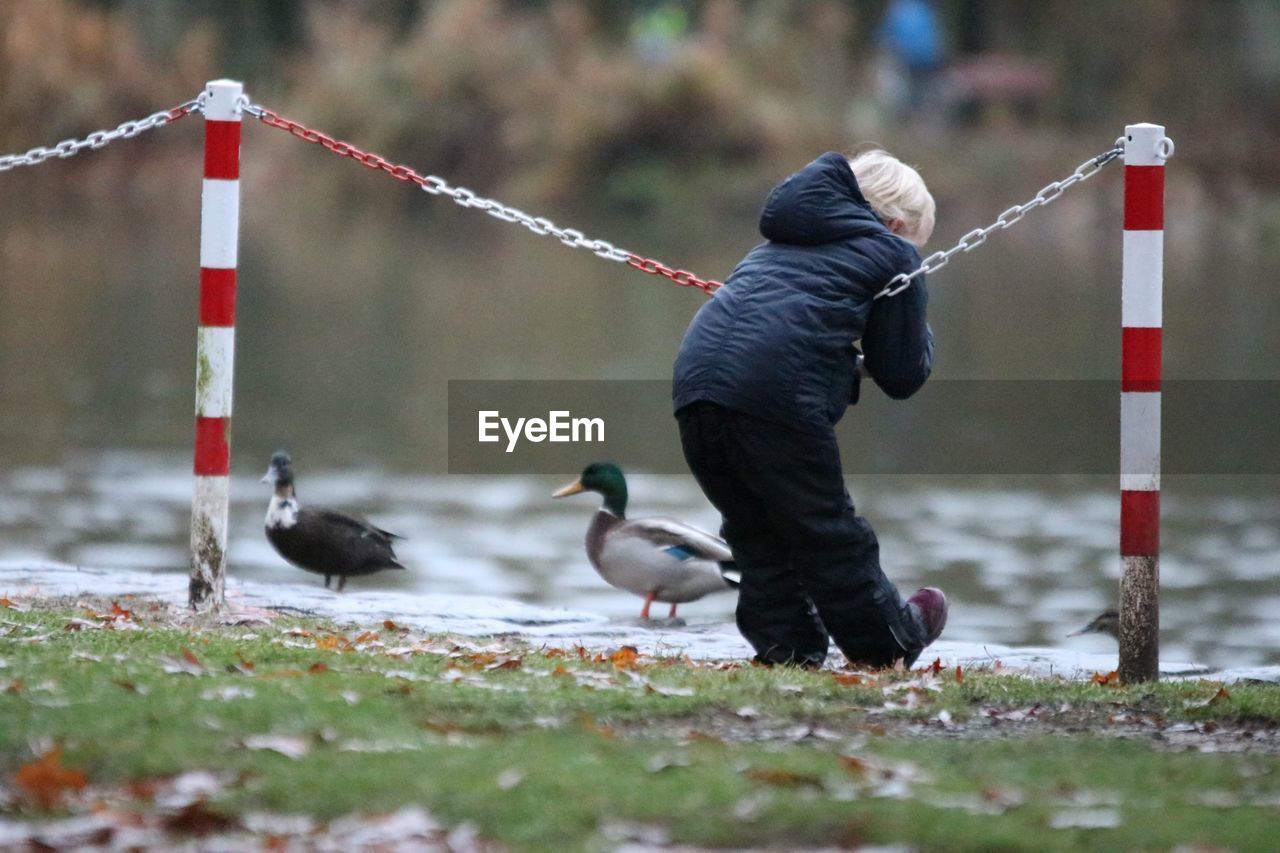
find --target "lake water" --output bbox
[1,128,1277,670]
[1,452,1276,669]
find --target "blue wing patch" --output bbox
[663,545,695,561]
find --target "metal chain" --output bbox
[873,139,1126,299]
[1,94,1130,303]
[0,97,204,173]
[622,256,721,295]
[242,102,645,268]
[245,99,1123,301]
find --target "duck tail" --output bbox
[718,560,741,588]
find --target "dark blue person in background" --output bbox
[673,149,947,668]
[880,0,945,116]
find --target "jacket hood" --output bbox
[759,152,886,246]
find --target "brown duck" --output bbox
[553,462,739,620]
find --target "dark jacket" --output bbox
[672,151,934,430]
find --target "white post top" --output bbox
[203,79,245,122]
[1124,123,1173,166]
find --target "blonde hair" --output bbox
[847,149,935,248]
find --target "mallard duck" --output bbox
[1068,609,1119,640]
[261,451,405,591]
[552,462,739,620]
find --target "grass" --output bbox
[1,598,1278,851]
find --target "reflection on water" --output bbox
[1,451,1277,668]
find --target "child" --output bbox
[673,149,947,668]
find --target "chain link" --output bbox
[245,103,637,266]
[873,141,1125,299]
[623,255,721,295]
[0,97,203,173]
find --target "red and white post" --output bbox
[1119,122,1171,682]
[188,79,243,612]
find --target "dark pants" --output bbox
[676,402,924,668]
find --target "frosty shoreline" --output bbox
[4,562,1276,684]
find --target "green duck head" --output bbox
[552,462,628,516]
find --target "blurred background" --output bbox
[1,0,1276,665]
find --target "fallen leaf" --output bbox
[1091,670,1119,685]
[839,755,870,777]
[575,713,615,738]
[552,664,570,677]
[5,678,23,694]
[833,673,866,686]
[16,632,54,644]
[485,657,523,671]
[1185,686,1232,710]
[928,786,1024,816]
[314,635,344,652]
[955,665,964,684]
[163,799,240,836]
[645,683,695,697]
[927,657,942,675]
[151,770,233,812]
[609,646,640,669]
[124,778,161,801]
[732,791,770,821]
[308,662,329,675]
[110,601,133,621]
[337,738,420,754]
[242,735,310,759]
[383,620,400,631]
[160,651,206,676]
[0,597,28,611]
[745,768,822,788]
[15,746,88,809]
